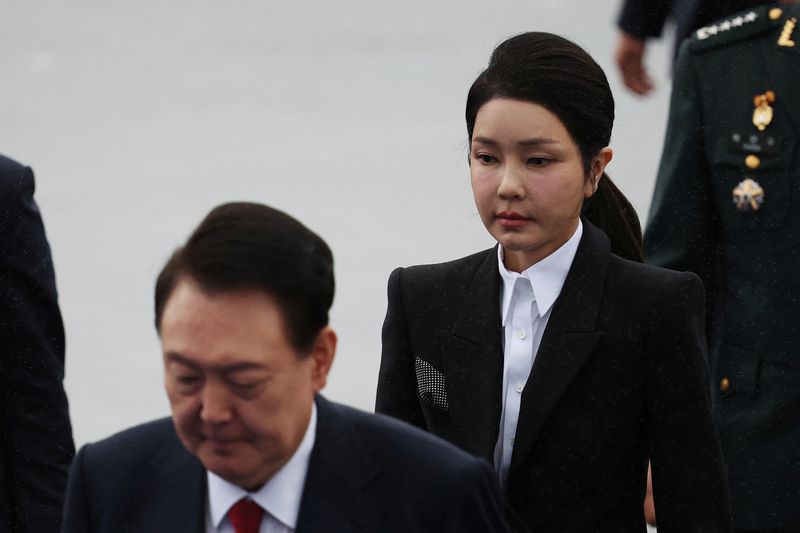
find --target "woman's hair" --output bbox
[465,32,643,262]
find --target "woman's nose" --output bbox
[497,164,526,200]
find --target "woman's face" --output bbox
[470,98,610,272]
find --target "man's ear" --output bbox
[309,326,336,393]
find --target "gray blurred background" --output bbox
[0,0,672,448]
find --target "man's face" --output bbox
[160,278,334,491]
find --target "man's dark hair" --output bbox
[154,202,334,354]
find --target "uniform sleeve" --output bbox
[617,0,673,39]
[645,273,732,532]
[644,40,720,289]
[375,267,426,429]
[0,165,75,531]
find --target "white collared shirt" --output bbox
[205,404,317,533]
[493,220,582,487]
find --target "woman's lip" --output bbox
[497,212,531,227]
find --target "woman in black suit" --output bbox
[376,32,732,532]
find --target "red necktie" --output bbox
[228,498,264,533]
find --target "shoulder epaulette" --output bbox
[689,6,780,53]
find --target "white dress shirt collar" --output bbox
[498,219,583,325]
[207,403,317,531]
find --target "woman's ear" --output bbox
[587,147,613,195]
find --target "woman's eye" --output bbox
[527,157,551,166]
[474,153,496,164]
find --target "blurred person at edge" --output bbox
[62,202,510,533]
[0,154,74,532]
[614,0,770,95]
[645,2,800,531]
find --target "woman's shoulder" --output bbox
[391,247,495,284]
[606,253,704,298]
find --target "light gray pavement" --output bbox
[1,1,673,454]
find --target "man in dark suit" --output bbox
[0,154,74,532]
[614,0,766,95]
[377,219,731,532]
[62,202,509,533]
[645,3,800,530]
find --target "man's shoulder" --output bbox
[0,154,31,197]
[323,399,488,475]
[688,5,790,54]
[77,417,186,473]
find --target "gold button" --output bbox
[720,377,731,393]
[745,154,761,169]
[769,7,783,20]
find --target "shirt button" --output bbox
[720,377,731,393]
[514,383,524,393]
[518,329,527,339]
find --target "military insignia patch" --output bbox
[753,91,776,131]
[697,11,758,40]
[733,178,765,212]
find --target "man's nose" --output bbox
[200,381,233,424]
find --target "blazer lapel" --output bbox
[441,248,505,462]
[129,428,207,533]
[508,222,608,484]
[296,396,384,533]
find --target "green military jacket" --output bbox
[644,4,800,529]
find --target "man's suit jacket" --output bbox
[62,395,510,533]
[376,221,732,532]
[0,154,74,532]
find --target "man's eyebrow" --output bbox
[164,352,264,373]
[471,136,560,146]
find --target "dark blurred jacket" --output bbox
[0,154,74,532]
[617,0,768,56]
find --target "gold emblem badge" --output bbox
[733,178,765,212]
[753,91,776,131]
[778,17,797,47]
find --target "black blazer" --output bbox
[0,155,74,532]
[62,395,510,533]
[376,221,732,532]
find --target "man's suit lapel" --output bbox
[441,248,505,462]
[128,430,207,533]
[508,222,608,484]
[296,396,384,533]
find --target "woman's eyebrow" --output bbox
[471,136,559,146]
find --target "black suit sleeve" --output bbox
[617,0,673,38]
[61,445,90,533]
[645,272,732,532]
[375,267,426,428]
[0,161,74,532]
[441,459,511,533]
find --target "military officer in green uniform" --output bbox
[645,3,800,531]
